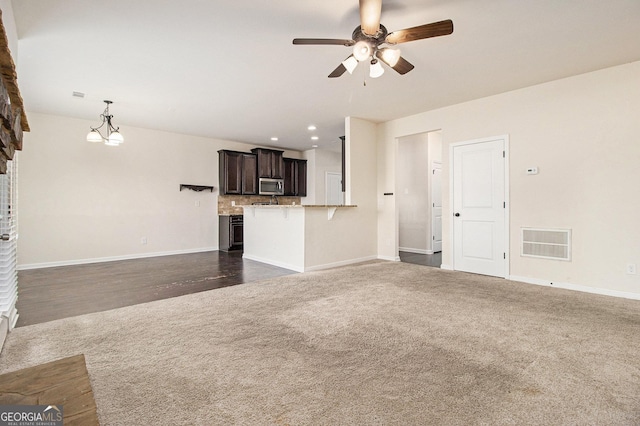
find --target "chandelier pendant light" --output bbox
[86,100,124,146]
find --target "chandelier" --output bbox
[86,100,124,146]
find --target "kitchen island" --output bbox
[242,204,375,272]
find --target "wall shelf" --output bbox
[180,184,214,192]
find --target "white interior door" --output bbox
[326,172,343,205]
[431,162,442,252]
[452,137,507,277]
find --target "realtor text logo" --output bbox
[0,405,63,426]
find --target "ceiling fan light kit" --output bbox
[353,40,374,62]
[369,59,384,78]
[293,0,453,79]
[378,48,401,67]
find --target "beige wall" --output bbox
[344,116,378,258]
[397,131,443,254]
[17,112,301,268]
[397,132,429,252]
[302,148,341,206]
[378,61,640,296]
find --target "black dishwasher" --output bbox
[219,215,243,252]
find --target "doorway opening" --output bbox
[397,130,442,268]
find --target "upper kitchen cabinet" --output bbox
[251,148,284,179]
[284,158,307,197]
[218,150,257,195]
[241,153,258,194]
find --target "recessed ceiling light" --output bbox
[270,137,278,141]
[312,144,319,148]
[307,125,316,131]
[311,136,319,141]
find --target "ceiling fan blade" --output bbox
[385,19,453,44]
[390,56,415,75]
[293,38,354,46]
[359,0,382,36]
[328,63,348,78]
[376,51,415,75]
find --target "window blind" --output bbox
[0,157,18,330]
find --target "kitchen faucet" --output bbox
[270,195,279,205]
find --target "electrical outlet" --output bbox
[626,263,637,275]
[141,237,147,245]
[195,200,200,207]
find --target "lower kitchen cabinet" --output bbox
[219,215,243,251]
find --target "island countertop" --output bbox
[242,204,357,208]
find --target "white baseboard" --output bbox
[440,264,454,271]
[242,254,302,272]
[17,247,219,271]
[378,255,401,262]
[509,275,640,301]
[399,247,433,255]
[242,254,381,273]
[304,255,380,272]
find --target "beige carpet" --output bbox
[1,262,639,425]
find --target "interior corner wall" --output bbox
[378,61,640,296]
[397,133,429,253]
[313,149,342,205]
[344,117,378,258]
[17,112,267,268]
[428,131,442,164]
[301,149,316,204]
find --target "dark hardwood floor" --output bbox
[16,251,296,327]
[399,251,442,268]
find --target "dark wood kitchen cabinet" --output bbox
[251,148,284,179]
[218,150,257,195]
[284,158,307,197]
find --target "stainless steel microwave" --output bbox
[259,178,284,195]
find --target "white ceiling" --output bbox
[10,0,640,152]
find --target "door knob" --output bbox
[0,234,9,241]
[454,213,460,217]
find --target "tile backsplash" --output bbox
[218,195,301,215]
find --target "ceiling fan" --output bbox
[293,0,453,79]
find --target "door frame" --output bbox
[430,161,442,253]
[448,135,510,278]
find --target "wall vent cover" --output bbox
[521,228,571,261]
